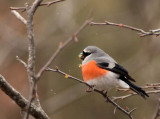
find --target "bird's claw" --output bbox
[102,90,109,102]
[103,90,108,96]
[85,85,95,93]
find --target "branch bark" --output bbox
[10,1,90,118]
[46,68,135,119]
[0,75,49,119]
[24,0,43,119]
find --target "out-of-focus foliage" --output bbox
[0,0,160,119]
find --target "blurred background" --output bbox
[0,0,160,119]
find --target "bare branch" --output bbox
[112,83,160,101]
[146,83,160,86]
[10,0,65,12]
[46,67,91,86]
[128,108,136,114]
[40,0,65,7]
[89,21,160,37]
[153,98,160,119]
[113,107,117,114]
[11,10,27,24]
[115,83,160,92]
[36,19,91,79]
[10,7,27,11]
[46,67,135,119]
[0,75,49,119]
[10,0,67,118]
[112,90,160,101]
[16,56,27,68]
[24,0,43,119]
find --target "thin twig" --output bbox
[146,83,160,86]
[104,96,135,119]
[113,107,117,114]
[129,108,136,114]
[10,7,27,11]
[89,21,160,37]
[0,75,49,119]
[10,0,65,12]
[16,56,27,68]
[36,19,91,79]
[11,10,27,24]
[116,84,160,92]
[46,67,91,87]
[112,90,160,101]
[153,98,160,119]
[46,67,135,119]
[40,0,65,7]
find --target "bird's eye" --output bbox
[83,51,91,57]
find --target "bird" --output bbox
[79,46,149,98]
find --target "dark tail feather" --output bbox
[128,82,149,98]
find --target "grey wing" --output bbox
[95,58,150,98]
[95,58,136,82]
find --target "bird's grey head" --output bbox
[79,46,106,62]
[79,46,116,65]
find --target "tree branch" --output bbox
[16,56,27,68]
[36,19,91,79]
[115,84,160,92]
[153,98,160,119]
[40,0,65,7]
[112,90,160,101]
[112,83,160,101]
[10,0,68,118]
[89,21,160,37]
[0,75,49,119]
[24,0,43,119]
[46,67,135,119]
[11,10,27,24]
[10,0,65,12]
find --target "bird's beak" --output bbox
[78,52,84,60]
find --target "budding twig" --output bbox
[89,21,160,37]
[36,19,91,79]
[46,67,136,119]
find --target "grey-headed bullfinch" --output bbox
[79,46,149,98]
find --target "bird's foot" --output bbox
[102,90,109,102]
[85,85,95,93]
[103,90,108,96]
[105,98,109,103]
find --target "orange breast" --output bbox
[82,60,108,82]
